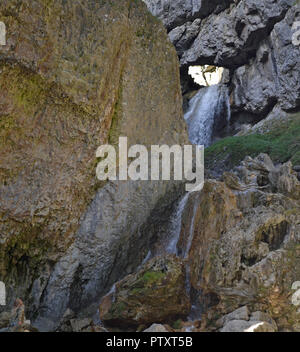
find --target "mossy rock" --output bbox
[99,255,190,328]
[206,113,300,172]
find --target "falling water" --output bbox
[166,192,190,255]
[165,84,231,323]
[183,198,199,259]
[183,197,199,300]
[184,84,231,147]
[166,85,231,255]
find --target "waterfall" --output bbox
[183,198,199,259]
[164,84,231,323]
[166,193,190,255]
[166,84,230,255]
[184,84,231,147]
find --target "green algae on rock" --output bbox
[0,0,188,323]
[99,255,190,328]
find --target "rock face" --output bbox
[0,0,188,330]
[99,255,190,328]
[144,0,300,122]
[142,0,234,31]
[180,0,294,68]
[178,154,300,332]
[231,6,300,121]
[95,152,300,332]
[216,306,278,332]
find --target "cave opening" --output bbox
[188,65,225,87]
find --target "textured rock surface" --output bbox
[145,0,300,122]
[99,255,190,328]
[216,306,278,331]
[0,0,188,330]
[93,152,300,332]
[180,0,294,68]
[145,0,295,66]
[143,323,169,332]
[220,320,276,332]
[231,6,300,120]
[142,0,234,31]
[178,154,300,332]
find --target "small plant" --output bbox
[172,319,182,330]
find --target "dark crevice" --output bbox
[261,221,289,251]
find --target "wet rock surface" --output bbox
[178,154,300,332]
[0,0,188,330]
[1,0,300,333]
[99,255,190,329]
[95,153,300,332]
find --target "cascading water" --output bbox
[184,84,231,147]
[164,83,231,327]
[166,84,231,255]
[166,193,190,255]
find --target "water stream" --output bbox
[166,192,190,255]
[165,84,231,323]
[184,84,231,147]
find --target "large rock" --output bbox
[178,154,300,331]
[220,320,276,332]
[231,6,300,120]
[146,0,300,119]
[99,255,190,328]
[0,0,188,330]
[180,0,294,68]
[178,179,239,291]
[143,323,169,332]
[142,0,234,31]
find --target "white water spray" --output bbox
[166,193,190,255]
[184,84,231,147]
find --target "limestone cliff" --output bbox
[99,153,300,332]
[0,0,188,330]
[1,0,300,334]
[144,0,300,124]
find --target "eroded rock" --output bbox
[99,255,190,328]
[0,0,188,330]
[177,154,300,332]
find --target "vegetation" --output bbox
[172,319,182,329]
[205,113,300,170]
[142,271,165,284]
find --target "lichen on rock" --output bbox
[99,255,190,328]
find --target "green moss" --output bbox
[131,287,144,295]
[206,113,300,170]
[129,271,166,295]
[172,319,182,329]
[0,65,48,114]
[0,224,53,279]
[142,271,165,284]
[108,82,123,146]
[291,151,300,165]
[110,301,127,317]
[285,208,300,217]
[0,114,20,149]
